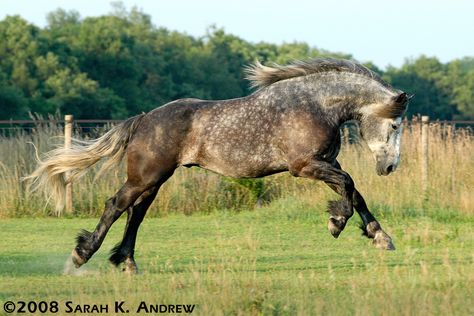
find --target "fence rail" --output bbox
[0,119,124,124]
[1,119,474,125]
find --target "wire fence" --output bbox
[1,118,473,126]
[0,119,122,134]
[1,118,474,132]
[1,115,473,142]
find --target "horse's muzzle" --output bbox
[376,163,396,176]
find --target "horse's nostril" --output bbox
[386,165,394,174]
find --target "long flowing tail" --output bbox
[24,114,146,214]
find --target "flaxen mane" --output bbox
[245,58,408,119]
[375,97,409,118]
[245,58,392,90]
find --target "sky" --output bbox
[1,0,473,69]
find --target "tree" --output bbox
[0,69,28,119]
[0,16,41,95]
[0,5,473,121]
[384,56,457,119]
[46,8,80,29]
[451,71,474,119]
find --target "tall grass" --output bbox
[0,119,472,218]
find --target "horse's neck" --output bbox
[300,73,390,125]
[261,73,390,126]
[324,102,358,126]
[266,84,361,127]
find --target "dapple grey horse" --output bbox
[27,58,410,273]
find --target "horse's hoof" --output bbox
[373,231,396,250]
[122,258,138,275]
[71,249,87,268]
[328,216,346,239]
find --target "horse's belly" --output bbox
[202,161,287,178]
[183,149,287,178]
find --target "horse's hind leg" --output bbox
[71,180,151,268]
[107,160,175,273]
[108,186,159,274]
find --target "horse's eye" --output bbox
[391,124,398,131]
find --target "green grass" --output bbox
[1,199,473,315]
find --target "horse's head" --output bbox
[359,92,411,176]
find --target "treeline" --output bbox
[1,4,473,120]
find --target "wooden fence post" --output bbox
[421,116,429,198]
[450,123,456,193]
[64,114,73,214]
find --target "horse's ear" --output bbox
[394,92,408,104]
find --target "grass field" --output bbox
[0,120,473,315]
[1,199,473,315]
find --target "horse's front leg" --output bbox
[352,190,395,250]
[291,159,355,238]
[331,160,395,250]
